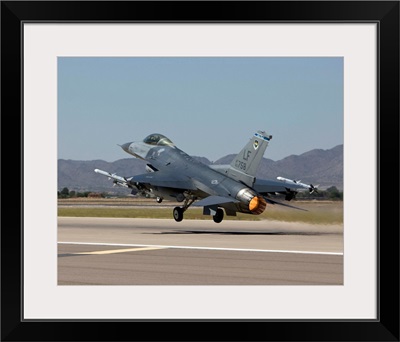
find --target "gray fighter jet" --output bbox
[95,131,307,223]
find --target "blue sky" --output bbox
[58,57,343,162]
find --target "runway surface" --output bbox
[58,217,343,285]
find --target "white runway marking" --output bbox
[58,241,343,256]
[74,246,167,255]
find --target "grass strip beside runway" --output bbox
[58,203,343,224]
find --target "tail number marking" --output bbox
[235,160,247,170]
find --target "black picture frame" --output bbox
[2,1,399,341]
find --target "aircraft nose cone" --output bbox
[120,142,132,153]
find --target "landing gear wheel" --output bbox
[173,206,184,222]
[156,197,163,203]
[213,208,224,223]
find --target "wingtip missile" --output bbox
[277,176,318,193]
[277,176,296,184]
[94,168,110,176]
[94,169,127,184]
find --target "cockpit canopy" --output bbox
[143,134,175,147]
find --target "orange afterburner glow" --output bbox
[249,196,267,215]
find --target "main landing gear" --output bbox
[173,207,184,222]
[173,197,195,222]
[212,208,224,223]
[173,200,225,224]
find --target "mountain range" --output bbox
[58,144,343,193]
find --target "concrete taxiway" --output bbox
[58,217,343,285]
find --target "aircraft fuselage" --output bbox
[125,143,266,216]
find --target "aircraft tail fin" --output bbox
[227,131,272,187]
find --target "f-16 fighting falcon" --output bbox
[95,131,308,223]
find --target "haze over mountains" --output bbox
[58,144,343,193]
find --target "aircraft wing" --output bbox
[129,171,197,191]
[253,178,305,194]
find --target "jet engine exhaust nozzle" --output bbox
[236,188,267,215]
[249,196,267,215]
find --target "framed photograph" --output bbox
[2,1,399,341]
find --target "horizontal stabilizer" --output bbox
[193,196,239,207]
[263,197,307,211]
